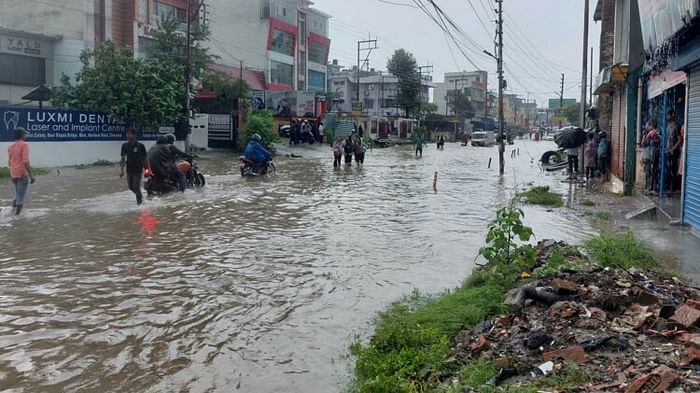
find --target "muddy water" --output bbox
[0,140,591,392]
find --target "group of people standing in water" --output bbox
[332,132,367,167]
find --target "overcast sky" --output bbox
[313,0,601,108]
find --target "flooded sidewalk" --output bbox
[0,140,592,393]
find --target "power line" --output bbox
[375,0,418,8]
[465,0,493,38]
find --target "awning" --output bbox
[648,69,687,99]
[208,63,267,90]
[594,64,629,95]
[21,84,51,101]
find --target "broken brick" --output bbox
[624,365,677,393]
[670,303,700,328]
[687,346,700,364]
[551,278,579,294]
[543,345,585,364]
[469,334,489,353]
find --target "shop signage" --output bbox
[648,70,687,99]
[0,34,50,58]
[0,107,159,142]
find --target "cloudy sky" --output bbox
[313,0,601,108]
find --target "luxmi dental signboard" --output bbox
[0,107,159,142]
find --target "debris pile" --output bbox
[452,242,700,392]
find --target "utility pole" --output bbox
[356,39,378,113]
[579,0,590,172]
[418,64,434,126]
[185,0,206,144]
[589,46,594,111]
[497,0,505,175]
[559,73,565,129]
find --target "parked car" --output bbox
[471,131,495,147]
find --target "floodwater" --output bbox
[0,140,592,393]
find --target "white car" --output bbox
[471,131,495,147]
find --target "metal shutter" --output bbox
[683,66,700,230]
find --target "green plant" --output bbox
[585,232,659,270]
[542,362,592,389]
[0,167,49,178]
[521,186,563,207]
[244,110,279,150]
[479,201,537,274]
[580,199,596,207]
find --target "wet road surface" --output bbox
[0,140,591,392]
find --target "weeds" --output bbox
[580,199,596,207]
[0,167,49,178]
[584,231,659,270]
[520,186,563,207]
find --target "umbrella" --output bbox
[554,127,587,149]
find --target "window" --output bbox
[271,61,294,86]
[0,53,45,86]
[276,5,286,17]
[308,70,325,92]
[155,1,185,23]
[271,29,295,56]
[382,98,396,108]
[309,42,327,64]
[364,98,374,109]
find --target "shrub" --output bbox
[244,109,279,150]
[584,231,659,270]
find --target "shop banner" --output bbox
[264,91,317,118]
[0,107,159,142]
[647,70,687,99]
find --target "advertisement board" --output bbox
[0,107,159,142]
[548,98,577,110]
[264,91,317,118]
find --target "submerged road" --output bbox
[0,140,591,392]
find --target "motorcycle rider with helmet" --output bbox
[148,135,186,192]
[165,133,191,191]
[244,134,272,173]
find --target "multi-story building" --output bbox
[0,0,331,106]
[433,71,488,118]
[204,0,330,92]
[327,64,431,117]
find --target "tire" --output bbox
[541,151,562,165]
[194,172,205,188]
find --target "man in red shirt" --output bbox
[7,128,35,215]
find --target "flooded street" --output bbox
[0,140,591,393]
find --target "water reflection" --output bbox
[0,141,589,392]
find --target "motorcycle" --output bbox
[145,159,206,196]
[240,156,276,177]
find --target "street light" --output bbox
[483,50,497,59]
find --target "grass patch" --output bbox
[520,186,563,207]
[580,199,596,207]
[351,280,510,393]
[0,167,50,178]
[542,363,593,389]
[584,231,659,270]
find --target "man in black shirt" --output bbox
[120,128,149,204]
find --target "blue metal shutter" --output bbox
[683,66,700,229]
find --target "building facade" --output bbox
[433,71,488,118]
[327,65,431,117]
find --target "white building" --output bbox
[433,71,488,117]
[205,0,331,92]
[327,65,431,117]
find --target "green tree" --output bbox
[52,16,216,129]
[561,102,582,125]
[51,41,182,128]
[202,69,251,113]
[419,101,438,118]
[244,110,279,150]
[447,91,476,119]
[149,16,217,82]
[387,49,420,118]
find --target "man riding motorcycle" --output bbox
[147,136,185,192]
[244,134,272,172]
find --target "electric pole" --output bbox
[589,47,594,111]
[185,0,206,145]
[579,0,590,173]
[418,64,434,126]
[559,73,565,129]
[356,39,378,114]
[497,0,505,175]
